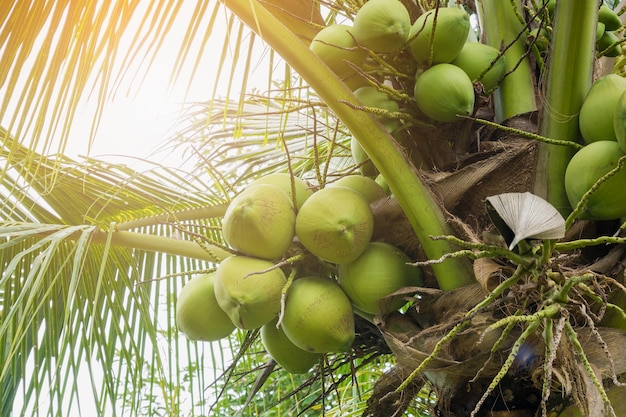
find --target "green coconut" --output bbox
[295,186,374,264]
[310,24,368,79]
[597,29,622,57]
[328,175,387,204]
[414,63,475,123]
[338,242,423,314]
[564,141,626,220]
[353,86,401,132]
[250,173,313,210]
[281,276,355,353]
[213,255,287,330]
[579,74,626,144]
[375,174,391,195]
[176,273,236,342]
[596,22,606,41]
[351,136,378,177]
[222,183,296,260]
[408,7,470,66]
[557,385,626,417]
[352,0,411,53]
[613,90,626,153]
[451,42,505,93]
[260,318,321,374]
[599,4,622,31]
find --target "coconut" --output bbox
[414,63,475,123]
[295,186,374,264]
[351,136,378,177]
[222,183,296,260]
[176,273,236,342]
[309,24,368,79]
[281,276,355,353]
[260,318,321,374]
[597,30,622,57]
[564,141,626,220]
[451,42,505,93]
[213,255,287,330]
[579,74,626,144]
[599,4,622,31]
[249,173,313,210]
[613,90,626,153]
[338,242,423,314]
[353,86,401,132]
[408,7,470,66]
[328,174,387,204]
[352,0,411,53]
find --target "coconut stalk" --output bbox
[534,0,597,216]
[220,0,474,290]
[476,0,537,122]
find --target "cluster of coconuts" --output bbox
[310,1,506,176]
[564,74,626,221]
[529,3,624,58]
[309,1,506,123]
[176,172,423,374]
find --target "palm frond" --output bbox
[0,127,238,415]
[169,92,356,187]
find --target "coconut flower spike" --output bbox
[486,192,566,250]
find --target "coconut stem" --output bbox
[115,203,229,231]
[534,0,597,216]
[220,0,475,291]
[475,0,537,122]
[65,228,231,261]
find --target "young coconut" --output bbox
[222,183,296,260]
[281,276,355,353]
[408,7,470,66]
[328,174,388,204]
[579,74,626,144]
[451,42,506,94]
[353,86,401,132]
[176,273,236,342]
[260,318,321,374]
[249,173,313,210]
[213,255,287,330]
[351,136,378,177]
[414,63,475,123]
[338,242,423,314]
[597,30,622,57]
[352,0,411,53]
[613,90,626,153]
[309,24,368,80]
[564,141,626,220]
[295,186,374,264]
[599,4,622,31]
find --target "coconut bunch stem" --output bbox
[476,0,537,122]
[534,0,597,217]
[220,0,475,291]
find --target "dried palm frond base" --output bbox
[354,231,626,417]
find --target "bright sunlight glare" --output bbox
[5,2,275,416]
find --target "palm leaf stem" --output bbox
[533,0,597,215]
[476,0,537,121]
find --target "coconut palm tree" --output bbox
[2,0,626,416]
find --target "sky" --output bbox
[2,1,273,170]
